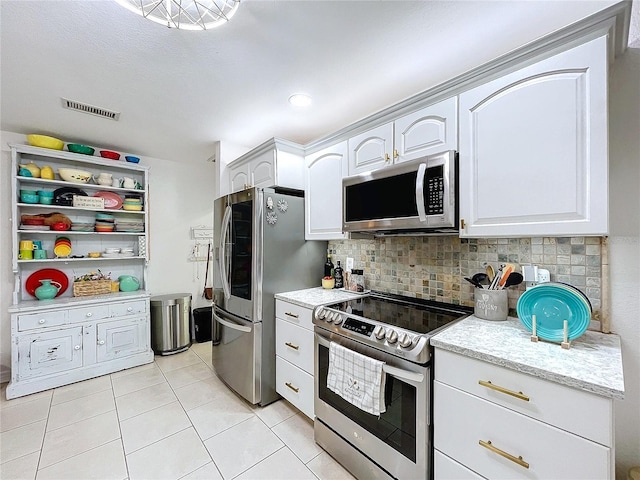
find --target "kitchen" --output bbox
[1,1,639,479]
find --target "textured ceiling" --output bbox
[0,0,628,162]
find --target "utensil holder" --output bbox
[474,288,508,321]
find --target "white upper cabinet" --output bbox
[458,35,608,237]
[226,138,304,194]
[347,97,458,176]
[394,97,458,164]
[304,142,348,240]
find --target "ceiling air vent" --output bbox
[61,98,121,121]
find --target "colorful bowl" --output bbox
[20,193,39,204]
[39,196,53,205]
[53,244,71,257]
[67,144,95,156]
[100,150,120,160]
[122,204,143,211]
[51,222,70,231]
[125,156,140,163]
[58,168,91,184]
[26,134,64,150]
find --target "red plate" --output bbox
[93,191,123,210]
[25,268,69,298]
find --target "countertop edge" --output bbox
[275,287,367,309]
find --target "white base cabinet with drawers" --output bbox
[7,294,153,399]
[274,299,315,419]
[433,349,615,479]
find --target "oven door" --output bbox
[314,327,430,480]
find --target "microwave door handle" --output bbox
[415,163,427,222]
[213,310,252,333]
[218,205,232,300]
[315,334,425,384]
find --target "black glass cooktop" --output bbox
[325,291,472,335]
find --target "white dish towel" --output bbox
[327,342,386,416]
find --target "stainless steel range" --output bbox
[313,292,472,480]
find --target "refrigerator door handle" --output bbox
[218,204,232,299]
[213,310,252,333]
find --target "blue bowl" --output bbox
[20,193,39,204]
[38,190,54,198]
[39,196,53,205]
[18,168,33,177]
[20,189,38,195]
[125,156,140,163]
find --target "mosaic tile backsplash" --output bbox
[328,236,603,327]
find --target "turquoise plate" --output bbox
[516,284,591,342]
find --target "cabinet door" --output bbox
[459,36,607,237]
[250,151,275,188]
[304,142,348,240]
[347,123,394,175]
[17,327,83,379]
[96,317,148,362]
[394,97,458,163]
[229,163,249,193]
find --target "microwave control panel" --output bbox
[426,165,444,215]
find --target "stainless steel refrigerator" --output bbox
[212,187,326,406]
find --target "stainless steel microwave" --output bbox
[342,150,457,236]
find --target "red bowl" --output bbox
[100,150,121,160]
[23,217,45,225]
[51,222,70,231]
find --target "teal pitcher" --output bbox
[35,279,62,300]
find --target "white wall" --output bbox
[609,36,640,477]
[0,130,216,382]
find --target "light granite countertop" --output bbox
[275,287,367,309]
[431,315,624,399]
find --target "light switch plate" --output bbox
[346,257,354,272]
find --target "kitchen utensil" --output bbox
[100,150,121,160]
[19,162,41,177]
[35,279,62,300]
[498,263,515,288]
[474,288,508,321]
[502,271,523,288]
[471,272,489,286]
[464,277,484,289]
[203,242,213,300]
[67,143,95,155]
[58,167,91,183]
[26,134,64,150]
[25,268,69,297]
[485,264,495,282]
[516,284,591,342]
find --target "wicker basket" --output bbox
[73,279,112,297]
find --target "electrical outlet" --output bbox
[346,257,354,272]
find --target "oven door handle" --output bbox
[315,335,425,384]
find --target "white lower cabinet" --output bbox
[433,349,614,479]
[7,295,154,399]
[434,450,485,480]
[275,298,315,418]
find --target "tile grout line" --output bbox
[110,372,131,480]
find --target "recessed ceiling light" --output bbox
[288,94,312,107]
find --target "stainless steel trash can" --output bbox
[150,293,192,355]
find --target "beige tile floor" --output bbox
[0,342,355,480]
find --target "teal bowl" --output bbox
[20,189,38,195]
[39,196,53,205]
[38,190,54,198]
[67,144,95,155]
[20,193,39,204]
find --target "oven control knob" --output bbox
[373,325,386,340]
[398,333,413,348]
[333,314,343,326]
[386,329,398,344]
[315,307,326,321]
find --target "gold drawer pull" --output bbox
[285,312,299,319]
[478,380,529,402]
[285,342,299,350]
[285,382,299,393]
[479,440,529,469]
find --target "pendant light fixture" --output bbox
[114,0,240,31]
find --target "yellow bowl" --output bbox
[88,252,101,258]
[122,204,143,211]
[27,134,64,150]
[322,277,335,289]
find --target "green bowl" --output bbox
[67,144,95,156]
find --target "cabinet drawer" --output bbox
[275,301,313,330]
[110,300,147,318]
[434,450,485,480]
[18,310,68,331]
[17,327,83,379]
[276,356,314,419]
[434,349,612,446]
[276,318,314,374]
[434,381,610,480]
[68,305,110,323]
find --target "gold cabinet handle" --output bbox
[285,382,299,393]
[285,342,299,350]
[479,440,529,469]
[285,312,299,319]
[478,380,530,402]
[384,153,390,162]
[393,149,399,159]
[460,219,466,229]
